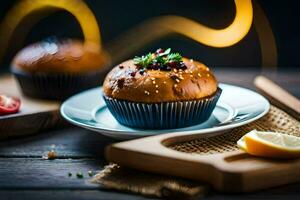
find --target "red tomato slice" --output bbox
[0,95,21,115]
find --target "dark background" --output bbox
[0,0,299,70]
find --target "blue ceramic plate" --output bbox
[61,83,270,140]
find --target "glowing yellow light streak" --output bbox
[0,0,101,62]
[107,0,253,62]
[0,0,256,67]
[165,0,253,48]
[253,0,277,68]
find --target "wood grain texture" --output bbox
[0,158,102,189]
[0,127,116,158]
[105,69,300,193]
[214,68,300,98]
[106,134,300,192]
[0,69,299,200]
[0,75,61,140]
[0,187,299,200]
[254,76,300,120]
[0,128,300,200]
[0,191,159,200]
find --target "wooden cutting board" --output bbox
[0,74,61,140]
[106,129,300,193]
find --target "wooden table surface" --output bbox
[0,68,299,200]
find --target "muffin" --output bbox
[103,48,221,129]
[11,39,110,100]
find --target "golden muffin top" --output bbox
[103,48,218,103]
[12,39,109,73]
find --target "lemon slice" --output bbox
[237,130,300,159]
[237,135,248,151]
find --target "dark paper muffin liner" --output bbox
[11,67,109,100]
[103,88,222,129]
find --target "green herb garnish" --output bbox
[76,172,84,178]
[88,170,93,177]
[133,53,153,68]
[133,48,184,70]
[166,53,182,62]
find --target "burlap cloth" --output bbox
[91,106,300,199]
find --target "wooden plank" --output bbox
[0,75,61,140]
[0,158,104,189]
[0,190,159,200]
[254,76,300,120]
[0,184,299,200]
[105,97,300,192]
[0,127,116,158]
[214,69,300,97]
[107,137,300,192]
[0,75,59,112]
[211,183,300,199]
[0,69,298,199]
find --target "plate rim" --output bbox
[60,83,270,138]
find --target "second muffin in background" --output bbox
[103,48,221,129]
[12,39,110,100]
